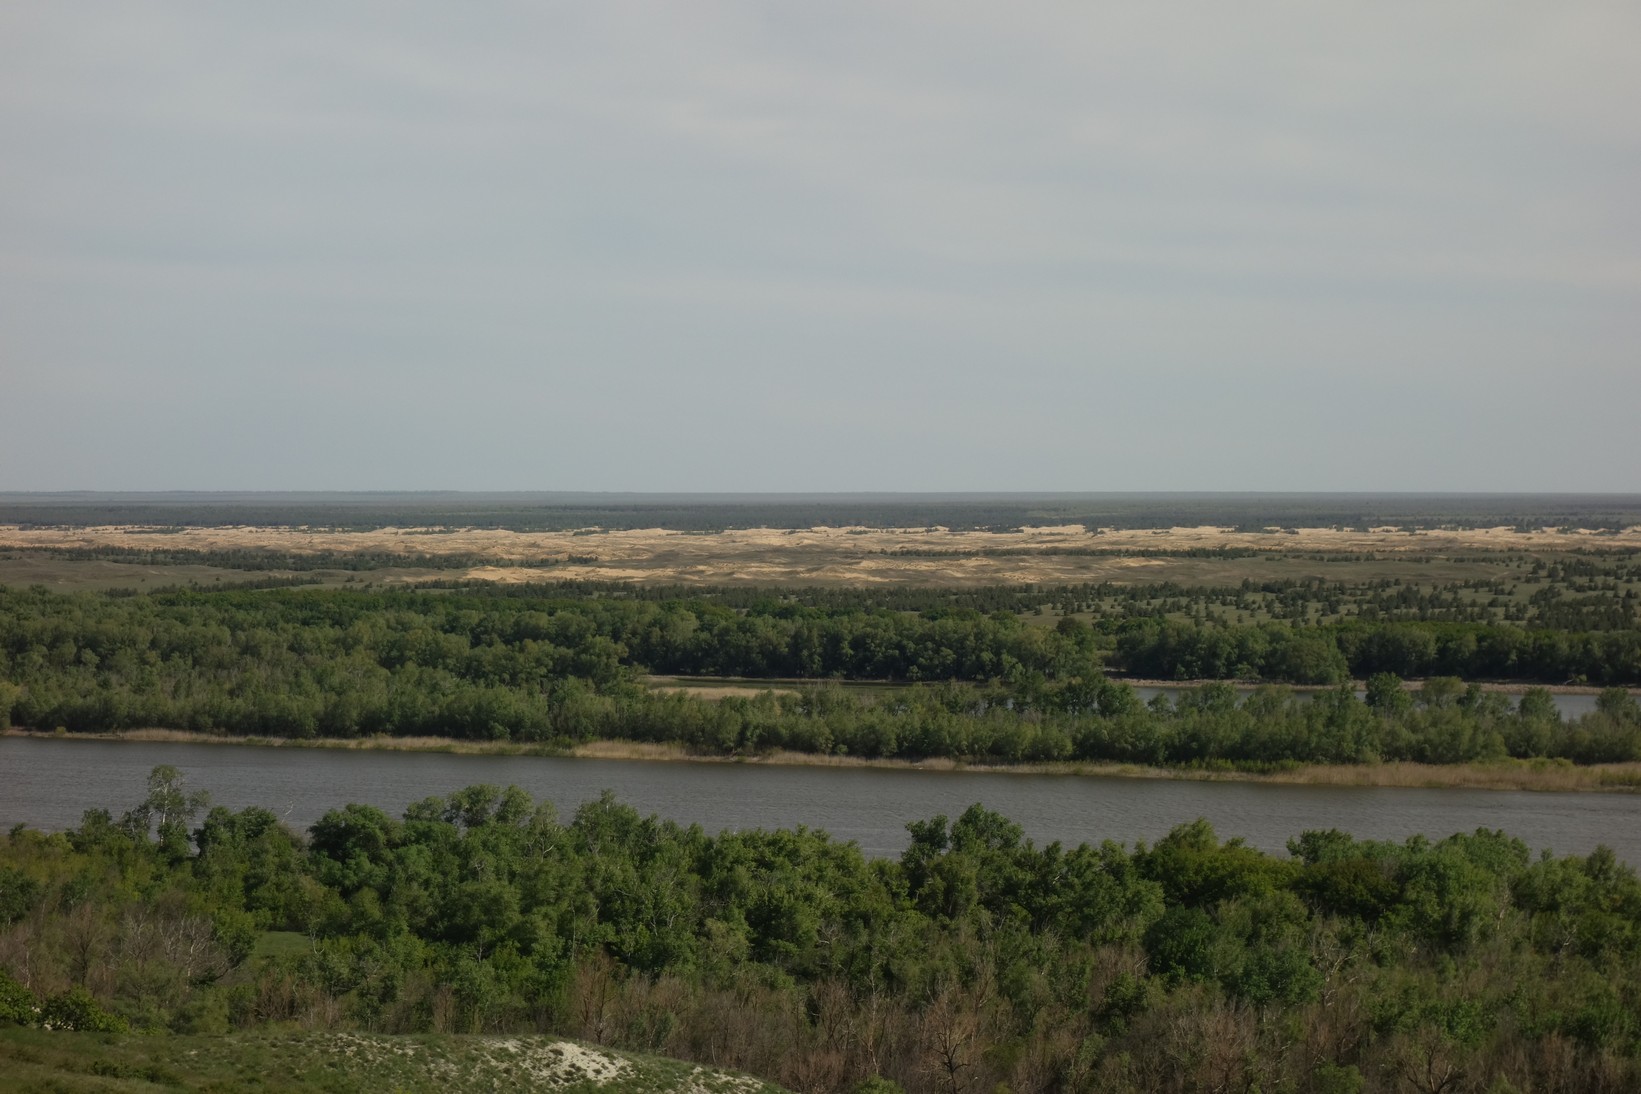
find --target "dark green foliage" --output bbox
[4,771,1640,1091]
[0,866,40,925]
[1138,820,1296,905]
[1116,616,1641,686]
[3,585,1636,770]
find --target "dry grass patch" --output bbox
[648,684,799,700]
[1257,760,1641,792]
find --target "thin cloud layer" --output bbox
[2,3,1636,490]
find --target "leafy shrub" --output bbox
[39,987,129,1033]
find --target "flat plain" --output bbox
[5,521,1639,589]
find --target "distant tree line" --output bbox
[3,586,1640,765]
[4,490,1639,532]
[1112,618,1641,685]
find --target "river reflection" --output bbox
[3,738,1638,865]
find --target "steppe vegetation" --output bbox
[3,519,1641,591]
[4,494,1641,1090]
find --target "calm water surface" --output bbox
[3,738,1638,865]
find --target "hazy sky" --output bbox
[3,3,1637,491]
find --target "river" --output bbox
[3,738,1638,865]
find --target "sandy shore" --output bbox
[8,728,1639,793]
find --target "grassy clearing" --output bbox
[645,684,800,700]
[252,931,313,961]
[0,554,452,593]
[0,549,1542,595]
[644,675,906,698]
[0,1026,787,1093]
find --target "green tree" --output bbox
[121,764,210,860]
[1366,673,1413,717]
[0,968,36,1025]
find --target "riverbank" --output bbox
[573,740,1641,792]
[8,727,1640,793]
[0,727,570,756]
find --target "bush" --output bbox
[39,987,129,1033]
[0,968,37,1025]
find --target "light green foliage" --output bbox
[1,772,1639,1092]
[40,987,128,1033]
[119,764,211,861]
[0,969,36,1025]
[1366,672,1414,716]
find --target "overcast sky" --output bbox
[2,3,1637,492]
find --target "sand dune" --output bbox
[2,522,1633,588]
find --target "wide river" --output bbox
[3,738,1638,865]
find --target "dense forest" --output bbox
[3,772,1639,1092]
[3,586,1640,766]
[8,550,1641,636]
